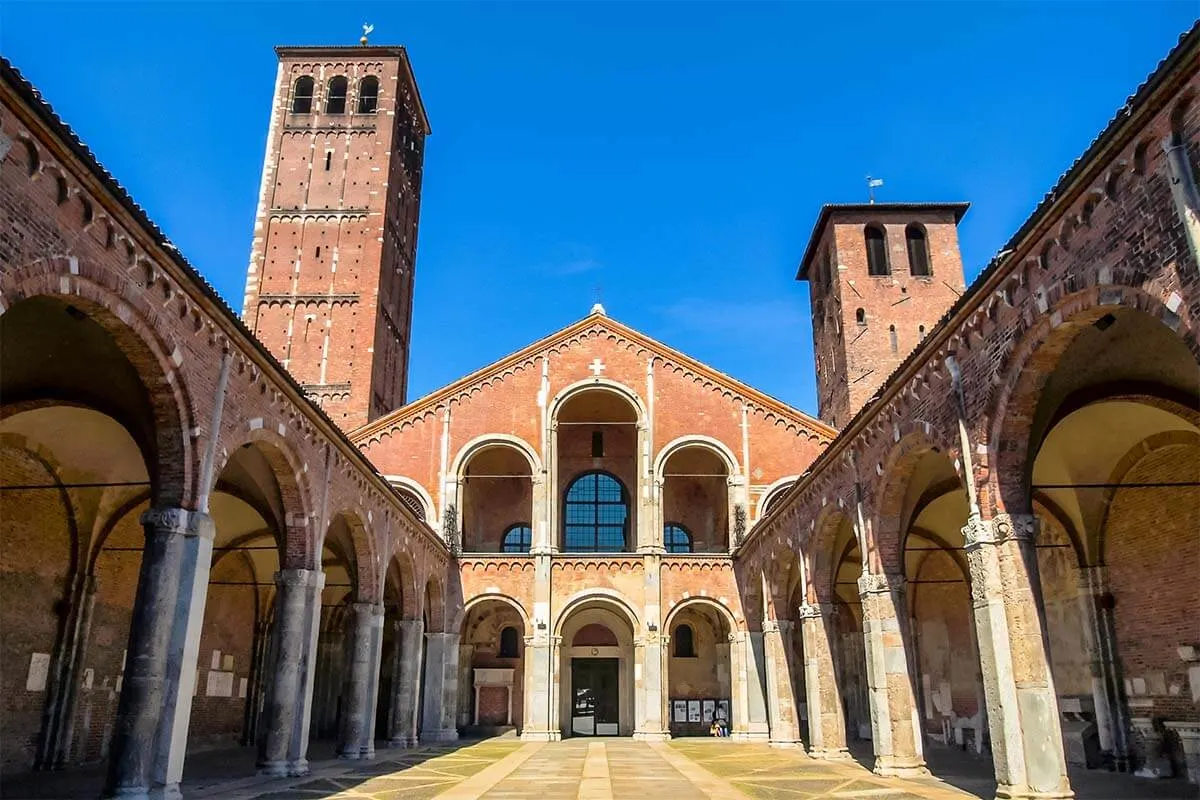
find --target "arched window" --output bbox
[889,324,898,353]
[291,76,315,113]
[855,307,866,325]
[663,523,692,553]
[865,224,890,276]
[673,624,696,658]
[502,524,532,553]
[564,471,628,552]
[357,76,379,114]
[906,224,931,276]
[325,76,348,114]
[499,626,519,658]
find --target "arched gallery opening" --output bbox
[665,600,734,737]
[0,293,181,792]
[660,444,731,553]
[375,556,416,742]
[827,515,871,745]
[890,450,987,764]
[459,443,534,553]
[457,598,526,734]
[1012,304,1200,780]
[309,515,365,750]
[556,598,637,737]
[555,387,640,553]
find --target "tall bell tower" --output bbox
[797,203,969,429]
[243,44,430,430]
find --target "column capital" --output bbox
[140,507,214,540]
[857,571,904,596]
[763,619,794,634]
[274,568,324,589]
[962,512,1038,548]
[797,602,832,620]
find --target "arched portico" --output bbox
[553,592,640,738]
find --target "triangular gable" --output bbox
[350,312,836,443]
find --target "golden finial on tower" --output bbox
[360,23,374,46]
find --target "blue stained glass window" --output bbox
[663,524,693,553]
[564,472,628,552]
[502,524,532,553]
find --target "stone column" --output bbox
[858,571,927,778]
[763,620,802,747]
[258,568,324,777]
[734,630,770,741]
[53,575,99,768]
[1077,565,1130,769]
[635,553,668,739]
[963,513,1072,799]
[420,632,460,742]
[103,507,214,800]
[388,618,423,747]
[338,603,383,759]
[798,603,850,759]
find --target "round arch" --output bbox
[453,592,531,634]
[757,475,800,520]
[385,475,436,525]
[450,433,543,479]
[552,588,641,637]
[986,287,1199,516]
[0,271,196,507]
[663,595,740,633]
[653,434,740,477]
[549,378,647,425]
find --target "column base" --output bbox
[768,739,804,749]
[388,736,419,748]
[102,789,151,800]
[420,728,460,743]
[521,729,562,741]
[873,756,929,779]
[731,730,770,742]
[147,785,182,800]
[995,785,1074,800]
[256,760,289,778]
[808,746,852,760]
[633,730,671,741]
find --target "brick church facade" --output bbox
[1,24,1199,800]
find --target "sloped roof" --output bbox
[351,312,837,443]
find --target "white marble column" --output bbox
[963,513,1072,799]
[859,571,927,778]
[798,603,849,759]
[103,507,215,800]
[733,630,770,741]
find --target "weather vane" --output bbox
[360,23,375,46]
[866,175,884,204]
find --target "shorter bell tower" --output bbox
[797,203,969,429]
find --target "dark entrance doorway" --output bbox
[570,658,619,736]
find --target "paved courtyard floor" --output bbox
[3,737,1196,799]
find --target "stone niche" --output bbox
[473,668,515,727]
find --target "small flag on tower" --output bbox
[866,176,884,203]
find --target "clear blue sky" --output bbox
[2,3,1194,416]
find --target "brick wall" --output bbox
[1106,444,1200,722]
